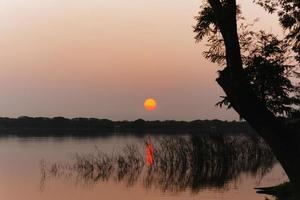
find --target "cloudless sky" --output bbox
[0,0,282,120]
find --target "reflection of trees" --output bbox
[41,135,275,192]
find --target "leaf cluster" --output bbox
[193,1,300,116]
[254,0,300,62]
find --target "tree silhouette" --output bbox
[193,0,300,196]
[254,0,300,62]
[194,5,299,116]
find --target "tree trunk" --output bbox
[217,69,300,197]
[206,0,300,196]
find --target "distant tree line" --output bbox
[0,116,264,137]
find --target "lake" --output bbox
[0,134,288,200]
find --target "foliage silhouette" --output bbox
[194,5,300,116]
[254,0,300,62]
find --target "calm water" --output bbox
[0,134,288,200]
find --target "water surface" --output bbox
[0,134,288,200]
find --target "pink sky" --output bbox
[0,0,282,120]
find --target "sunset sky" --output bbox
[0,0,281,120]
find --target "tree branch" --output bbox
[207,0,222,14]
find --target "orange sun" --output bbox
[144,98,157,111]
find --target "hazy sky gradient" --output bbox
[0,0,281,120]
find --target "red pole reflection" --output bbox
[145,137,154,166]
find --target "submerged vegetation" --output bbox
[41,134,276,192]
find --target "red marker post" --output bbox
[145,137,154,166]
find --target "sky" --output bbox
[0,0,282,120]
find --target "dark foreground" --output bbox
[256,182,296,200]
